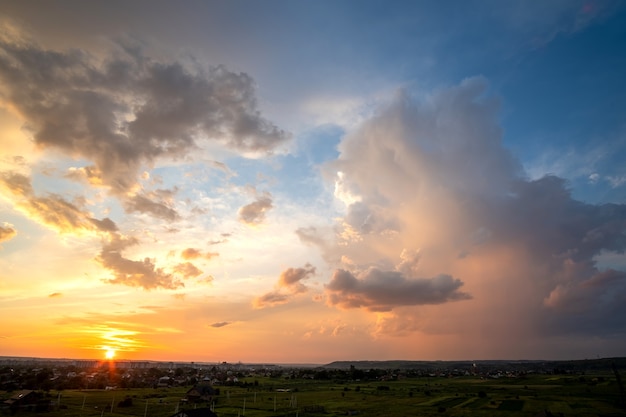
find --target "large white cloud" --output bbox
[314,77,626,345]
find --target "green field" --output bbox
[2,373,625,417]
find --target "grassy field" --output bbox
[2,373,624,417]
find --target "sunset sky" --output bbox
[1,0,626,364]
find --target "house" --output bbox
[3,390,39,413]
[186,383,216,403]
[170,408,218,417]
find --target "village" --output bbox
[2,357,624,416]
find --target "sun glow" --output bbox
[104,348,116,360]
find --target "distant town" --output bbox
[1,356,625,392]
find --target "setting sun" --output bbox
[105,348,116,360]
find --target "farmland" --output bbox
[2,371,625,417]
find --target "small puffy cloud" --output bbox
[89,217,119,232]
[181,247,219,260]
[0,223,17,245]
[65,166,104,186]
[238,193,273,225]
[48,292,62,298]
[210,321,231,328]
[124,193,179,221]
[325,268,470,312]
[198,275,215,285]
[173,262,203,279]
[253,263,317,309]
[181,248,202,259]
[0,172,34,197]
[607,175,626,188]
[278,263,316,294]
[98,234,184,290]
[252,291,290,309]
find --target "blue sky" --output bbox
[0,0,625,362]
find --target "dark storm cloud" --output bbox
[0,28,289,206]
[325,269,470,312]
[238,194,273,225]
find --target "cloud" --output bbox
[0,171,117,234]
[326,268,470,312]
[253,263,317,309]
[89,217,118,232]
[0,171,185,291]
[98,233,184,290]
[124,193,179,221]
[317,77,626,343]
[238,193,273,225]
[0,171,34,196]
[48,292,62,298]
[210,321,231,328]
[0,26,289,210]
[0,223,17,245]
[252,291,290,309]
[278,263,316,293]
[173,262,203,279]
[181,247,219,260]
[198,275,215,285]
[64,166,104,186]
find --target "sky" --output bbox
[0,0,625,364]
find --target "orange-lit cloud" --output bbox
[252,291,290,309]
[0,171,115,235]
[238,193,273,225]
[64,166,104,186]
[0,222,16,245]
[181,247,219,260]
[253,264,316,308]
[173,262,203,279]
[98,234,184,290]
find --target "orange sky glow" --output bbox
[1,1,626,364]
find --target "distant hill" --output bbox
[323,357,626,371]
